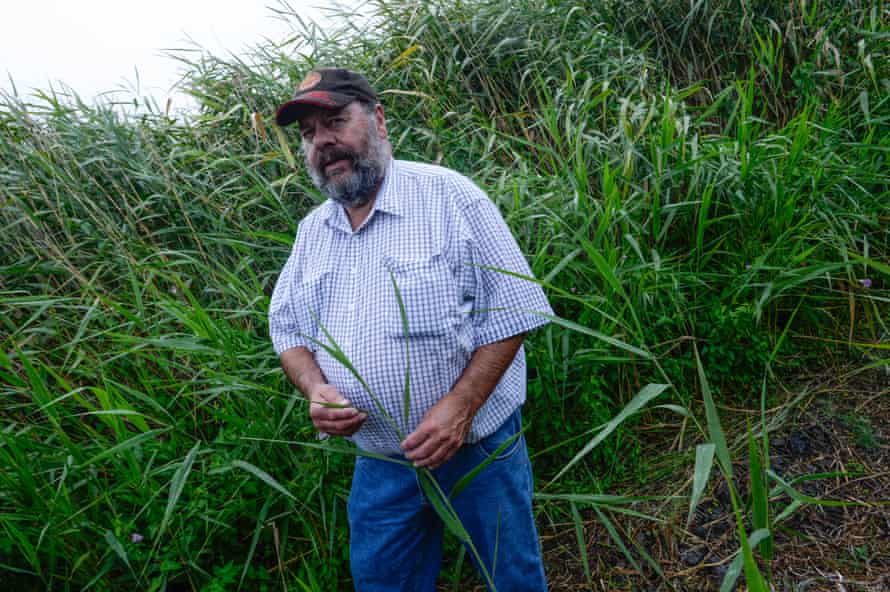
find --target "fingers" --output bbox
[309,401,360,422]
[314,411,367,436]
[312,384,348,405]
[402,396,472,469]
[308,384,367,437]
[401,425,462,469]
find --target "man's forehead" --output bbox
[296,103,353,128]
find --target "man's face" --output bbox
[299,101,390,208]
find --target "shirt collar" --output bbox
[323,158,401,233]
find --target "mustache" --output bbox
[318,148,357,168]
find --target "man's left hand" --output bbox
[401,392,475,469]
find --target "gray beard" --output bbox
[306,128,389,208]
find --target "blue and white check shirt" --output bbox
[269,159,553,454]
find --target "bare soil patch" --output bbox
[537,370,890,592]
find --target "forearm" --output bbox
[280,346,366,436]
[448,333,525,413]
[279,346,326,399]
[401,333,526,467]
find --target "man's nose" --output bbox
[313,124,337,147]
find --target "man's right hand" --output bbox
[308,384,367,437]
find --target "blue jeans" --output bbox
[347,410,547,591]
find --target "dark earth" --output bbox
[442,368,890,591]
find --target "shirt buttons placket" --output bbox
[341,233,359,358]
[348,233,359,313]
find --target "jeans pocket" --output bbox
[476,412,523,461]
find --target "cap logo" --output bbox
[298,71,322,91]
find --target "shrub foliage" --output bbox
[1,0,887,589]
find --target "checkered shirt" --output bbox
[269,159,553,454]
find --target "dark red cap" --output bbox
[275,68,378,127]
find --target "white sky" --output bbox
[0,0,354,112]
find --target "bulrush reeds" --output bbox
[1,0,887,589]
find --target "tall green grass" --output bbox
[1,0,887,589]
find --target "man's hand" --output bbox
[401,392,475,469]
[309,384,367,437]
[400,334,526,469]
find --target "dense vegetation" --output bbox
[1,0,887,589]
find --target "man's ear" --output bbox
[374,104,388,139]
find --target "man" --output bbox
[269,68,552,591]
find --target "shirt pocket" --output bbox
[382,253,454,338]
[296,264,335,348]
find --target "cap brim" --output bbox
[274,90,354,127]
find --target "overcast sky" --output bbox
[1,0,354,112]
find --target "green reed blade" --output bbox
[694,346,732,479]
[389,271,411,434]
[549,383,668,485]
[686,443,715,529]
[232,460,296,501]
[569,502,592,589]
[449,427,524,500]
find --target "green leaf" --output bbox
[157,441,200,544]
[238,494,273,591]
[686,443,715,529]
[695,346,732,479]
[748,423,771,559]
[242,437,413,467]
[592,506,641,573]
[231,460,296,501]
[79,428,170,468]
[417,471,468,543]
[549,383,668,485]
[570,503,592,589]
[449,427,524,499]
[104,529,131,571]
[526,311,653,360]
[719,529,771,592]
[389,272,411,434]
[767,470,872,508]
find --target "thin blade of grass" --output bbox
[238,494,273,591]
[79,428,170,468]
[449,427,525,499]
[570,502,592,589]
[526,310,653,360]
[156,441,200,544]
[748,423,771,559]
[231,460,296,501]
[549,383,668,485]
[302,314,403,439]
[417,471,467,541]
[719,529,771,592]
[592,506,642,574]
[389,272,411,434]
[694,346,732,478]
[686,443,715,529]
[240,437,414,467]
[104,530,134,579]
[767,470,875,508]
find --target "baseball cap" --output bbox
[275,68,378,127]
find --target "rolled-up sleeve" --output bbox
[268,240,312,356]
[455,182,553,348]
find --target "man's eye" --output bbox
[301,130,314,141]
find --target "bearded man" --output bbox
[269,68,551,591]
